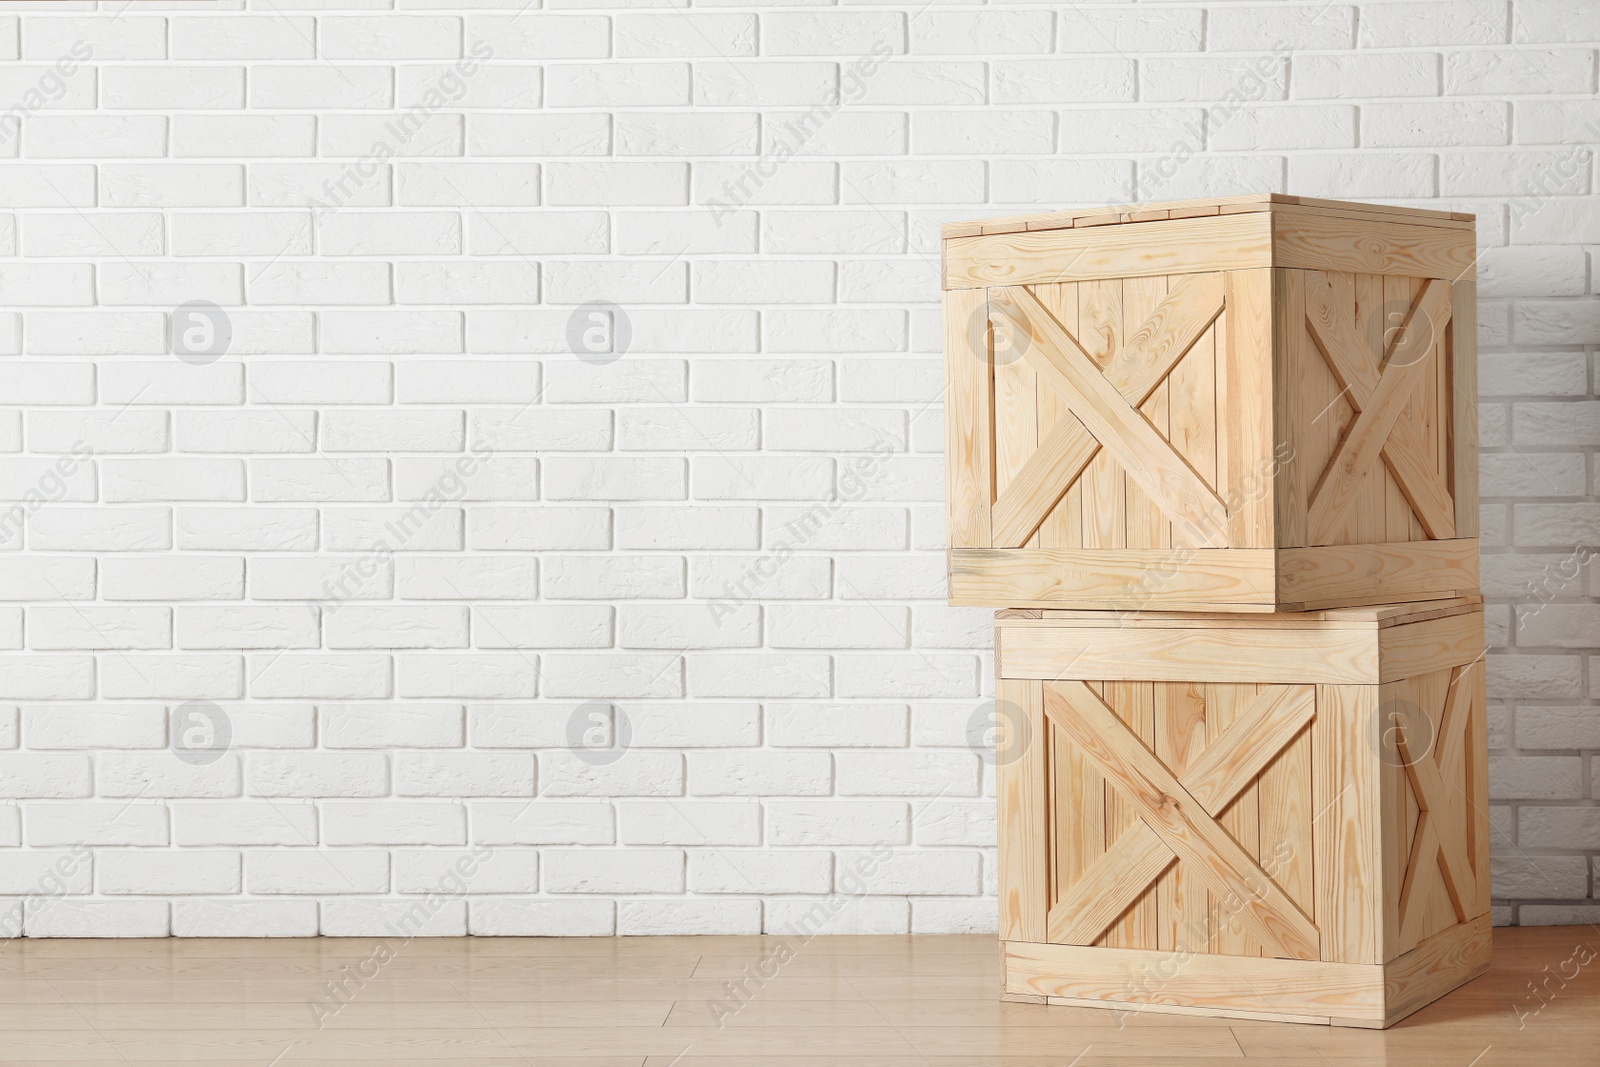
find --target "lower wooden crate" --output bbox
[993,599,1491,1028]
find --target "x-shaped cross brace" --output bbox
[1393,661,1478,946]
[1043,681,1320,960]
[986,277,1228,548]
[1304,276,1455,542]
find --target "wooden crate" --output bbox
[944,194,1479,611]
[993,598,1491,1027]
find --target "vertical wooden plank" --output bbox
[1168,284,1218,552]
[1206,682,1261,957]
[1079,280,1125,549]
[1379,675,1423,960]
[1055,683,1104,931]
[992,311,1038,498]
[1270,269,1306,551]
[998,676,1046,943]
[1352,273,1387,550]
[1156,681,1209,952]
[1299,269,1344,548]
[1220,268,1280,550]
[1034,282,1082,551]
[1314,683,1382,965]
[1256,701,1314,956]
[1123,275,1169,551]
[1383,276,1419,544]
[1417,666,1456,942]
[1451,280,1479,537]
[1101,682,1158,950]
[944,287,992,548]
[1462,659,1491,916]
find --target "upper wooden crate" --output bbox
[943,194,1479,612]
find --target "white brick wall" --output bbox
[0,1,1592,936]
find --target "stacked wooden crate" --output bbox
[942,194,1489,1028]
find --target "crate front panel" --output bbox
[978,269,1254,557]
[997,664,1489,967]
[1035,678,1322,962]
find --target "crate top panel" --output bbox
[940,195,1478,290]
[941,194,1476,240]
[996,595,1483,631]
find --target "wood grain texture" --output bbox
[942,287,992,549]
[1275,538,1479,608]
[1451,280,1479,538]
[1006,938,1384,1021]
[1001,622,1376,685]
[1044,682,1320,960]
[1221,268,1279,548]
[1271,209,1477,280]
[1313,684,1384,965]
[1306,279,1453,542]
[1304,272,1457,540]
[996,677,1046,943]
[944,212,1273,290]
[949,546,1277,610]
[993,286,1230,548]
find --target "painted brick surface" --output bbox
[0,2,1592,937]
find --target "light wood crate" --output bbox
[992,598,1491,1027]
[944,194,1479,611]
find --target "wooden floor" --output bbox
[0,926,1592,1065]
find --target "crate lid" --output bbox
[942,193,1476,241]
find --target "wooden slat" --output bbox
[941,195,1469,241]
[1124,275,1170,552]
[1105,682,1158,950]
[1377,913,1492,1027]
[1258,707,1314,939]
[1043,682,1321,960]
[1451,280,1479,538]
[1307,279,1453,542]
[1182,685,1314,813]
[991,299,1039,499]
[942,288,991,549]
[1005,938,1383,1022]
[1272,210,1477,280]
[1002,621,1376,685]
[997,677,1046,943]
[1275,538,1478,609]
[991,287,1231,547]
[1304,274,1458,540]
[1313,684,1384,966]
[1207,683,1260,958]
[1046,821,1174,946]
[944,212,1272,290]
[1155,682,1208,953]
[1054,685,1105,932]
[1377,608,1485,683]
[1461,660,1491,918]
[1217,269,1278,549]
